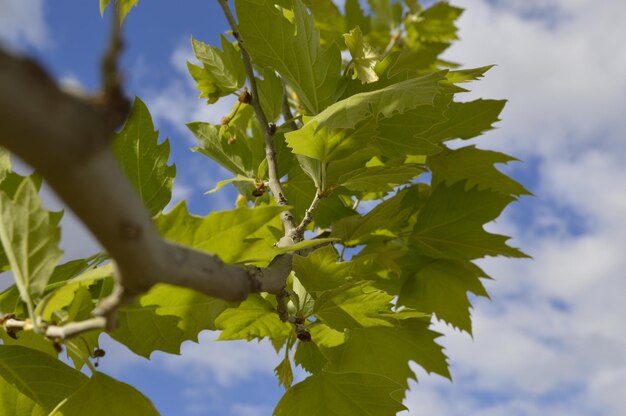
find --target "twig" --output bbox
[3,317,106,340]
[295,191,323,237]
[217,0,296,237]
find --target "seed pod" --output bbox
[239,89,251,104]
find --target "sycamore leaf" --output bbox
[156,202,283,264]
[313,281,395,330]
[0,345,87,414]
[429,145,531,196]
[345,0,371,35]
[344,26,380,84]
[215,294,292,343]
[52,372,158,415]
[274,371,406,416]
[112,97,175,216]
[321,318,451,388]
[398,259,489,333]
[189,121,265,178]
[235,0,342,114]
[446,65,494,84]
[0,178,63,314]
[302,0,346,46]
[410,2,463,42]
[309,323,346,347]
[293,245,351,293]
[0,146,9,182]
[274,356,294,389]
[294,340,327,374]
[188,36,246,104]
[337,165,424,192]
[257,68,283,122]
[331,186,423,246]
[111,284,230,357]
[99,0,138,23]
[420,99,506,143]
[412,182,527,260]
[317,71,448,131]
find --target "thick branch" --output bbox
[0,49,290,317]
[217,0,296,237]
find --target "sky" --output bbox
[1,0,626,415]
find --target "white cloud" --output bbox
[402,1,626,415]
[0,0,49,50]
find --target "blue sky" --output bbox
[2,0,626,415]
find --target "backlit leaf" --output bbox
[112,97,175,216]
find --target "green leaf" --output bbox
[294,340,327,374]
[52,372,158,415]
[99,0,139,23]
[302,0,346,46]
[188,35,246,104]
[274,371,406,416]
[0,345,87,414]
[313,281,395,330]
[331,186,422,246]
[337,165,424,192]
[410,2,463,42]
[215,294,292,343]
[257,68,283,122]
[235,0,342,114]
[0,178,63,316]
[412,182,527,260]
[421,99,506,143]
[429,145,531,196]
[293,245,351,293]
[112,97,175,216]
[309,323,346,348]
[189,121,264,178]
[274,356,294,389]
[344,26,380,84]
[321,318,451,388]
[156,202,284,264]
[387,43,450,77]
[345,0,371,35]
[446,65,494,84]
[0,146,10,183]
[398,259,489,333]
[111,284,230,357]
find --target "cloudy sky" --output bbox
[1,0,626,415]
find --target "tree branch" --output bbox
[295,190,323,237]
[0,48,291,330]
[217,0,296,237]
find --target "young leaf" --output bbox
[189,121,264,178]
[344,26,380,84]
[188,35,246,104]
[274,371,406,416]
[99,0,139,23]
[51,372,158,415]
[0,178,63,315]
[112,97,175,216]
[0,345,87,414]
[235,0,342,114]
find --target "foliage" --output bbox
[0,1,528,415]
